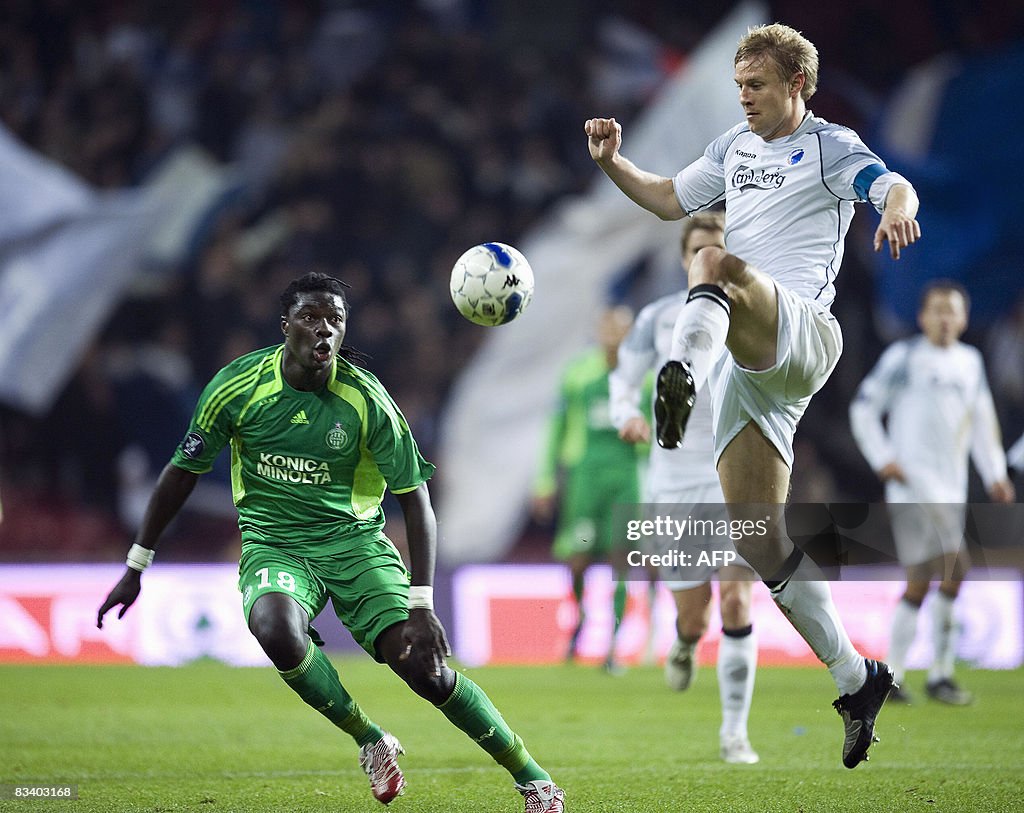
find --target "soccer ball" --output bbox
[449,242,534,327]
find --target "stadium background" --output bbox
[0,0,1022,668]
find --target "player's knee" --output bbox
[687,246,732,286]
[249,604,307,669]
[567,553,592,579]
[254,628,307,670]
[718,588,751,628]
[400,662,456,704]
[676,615,708,641]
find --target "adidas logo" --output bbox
[290,410,309,425]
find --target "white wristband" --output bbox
[407,585,434,610]
[126,544,155,572]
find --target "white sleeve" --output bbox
[609,305,657,430]
[849,343,909,473]
[1007,433,1024,472]
[968,355,1009,487]
[819,125,886,202]
[672,126,738,215]
[868,171,915,215]
[817,125,917,214]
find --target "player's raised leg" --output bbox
[657,249,777,448]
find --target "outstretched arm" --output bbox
[874,184,921,260]
[96,464,199,628]
[394,484,450,677]
[585,117,684,221]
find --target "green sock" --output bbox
[612,578,628,630]
[571,571,585,606]
[279,640,383,747]
[438,672,550,784]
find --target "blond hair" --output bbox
[735,23,819,100]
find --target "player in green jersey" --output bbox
[532,306,645,673]
[97,273,565,813]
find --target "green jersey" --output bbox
[171,345,434,556]
[535,347,642,498]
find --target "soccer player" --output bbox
[610,212,759,764]
[97,273,565,813]
[532,306,642,673]
[585,23,919,768]
[850,280,1015,705]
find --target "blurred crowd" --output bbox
[1,0,1021,559]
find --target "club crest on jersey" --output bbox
[326,422,348,449]
[732,164,785,192]
[788,148,804,165]
[181,431,205,459]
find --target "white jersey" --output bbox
[673,113,908,309]
[1009,432,1024,473]
[849,336,1008,503]
[610,292,720,496]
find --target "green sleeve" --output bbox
[169,365,241,473]
[362,374,436,494]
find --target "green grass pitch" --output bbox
[2,660,1020,812]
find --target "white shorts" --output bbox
[711,281,843,467]
[645,480,753,591]
[647,480,725,507]
[888,502,967,567]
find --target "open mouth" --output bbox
[313,342,333,363]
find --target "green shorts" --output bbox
[238,535,411,661]
[552,469,638,561]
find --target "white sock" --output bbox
[887,597,920,684]
[928,591,957,683]
[669,285,730,390]
[718,627,757,740]
[770,555,866,695]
